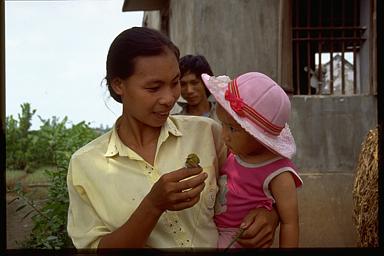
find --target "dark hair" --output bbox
[106,27,180,103]
[179,54,214,97]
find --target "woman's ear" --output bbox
[110,77,124,96]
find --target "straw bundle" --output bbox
[352,127,378,247]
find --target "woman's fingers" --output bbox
[147,167,208,212]
[166,180,206,207]
[164,167,204,183]
[170,186,204,210]
[236,208,277,248]
[176,171,208,191]
[178,180,206,201]
[161,167,207,193]
[237,226,274,247]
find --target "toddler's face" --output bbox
[216,104,266,157]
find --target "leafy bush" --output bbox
[6,103,37,171]
[7,103,100,248]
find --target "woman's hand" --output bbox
[98,167,207,249]
[237,207,279,248]
[145,167,208,214]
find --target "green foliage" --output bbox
[17,168,73,249]
[26,121,98,249]
[7,103,100,249]
[6,103,37,171]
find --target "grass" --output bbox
[6,170,27,191]
[23,168,52,185]
[6,166,55,200]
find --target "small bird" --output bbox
[185,153,200,168]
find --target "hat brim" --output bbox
[201,74,296,159]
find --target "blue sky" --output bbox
[5,0,143,130]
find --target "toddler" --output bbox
[202,72,303,248]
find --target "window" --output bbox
[292,0,367,95]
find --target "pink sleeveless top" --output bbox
[214,153,303,228]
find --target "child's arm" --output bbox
[269,171,299,248]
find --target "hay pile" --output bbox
[352,127,378,247]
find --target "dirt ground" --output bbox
[6,193,34,249]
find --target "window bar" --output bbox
[293,26,365,31]
[295,41,301,95]
[369,0,374,94]
[292,37,365,42]
[318,44,322,94]
[306,0,312,95]
[317,0,323,95]
[352,0,358,94]
[330,0,334,94]
[295,0,301,95]
[341,0,346,94]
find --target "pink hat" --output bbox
[201,72,296,159]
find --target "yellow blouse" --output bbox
[67,115,226,249]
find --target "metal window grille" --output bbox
[292,0,366,95]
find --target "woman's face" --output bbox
[113,49,181,128]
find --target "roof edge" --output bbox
[122,0,167,11]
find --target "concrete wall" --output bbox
[291,95,377,171]
[169,0,280,80]
[287,95,377,247]
[143,10,161,30]
[144,0,378,247]
[272,172,358,247]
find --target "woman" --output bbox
[67,27,278,249]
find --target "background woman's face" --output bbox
[116,49,181,127]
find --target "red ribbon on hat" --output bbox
[224,90,245,115]
[224,78,283,136]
